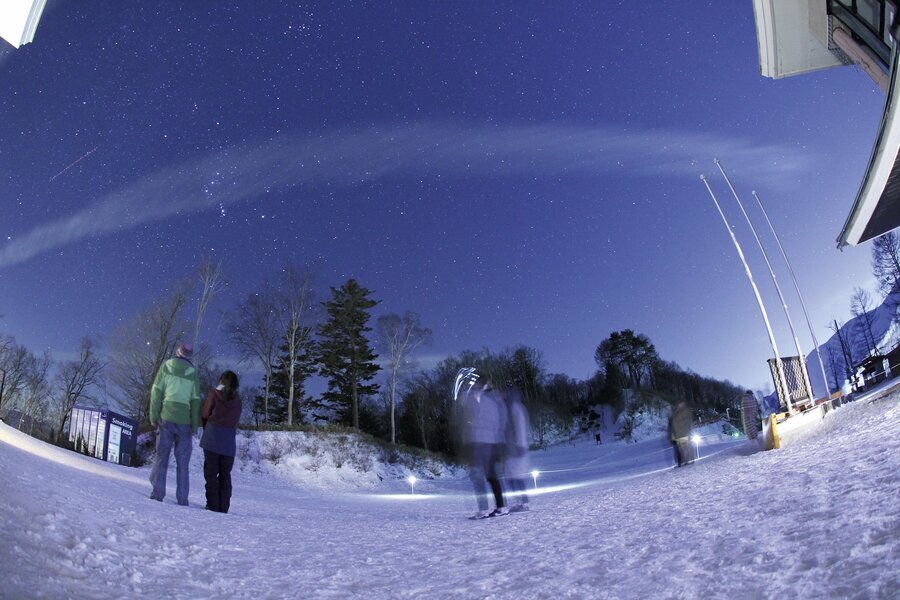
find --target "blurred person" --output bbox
[200,370,243,513]
[149,343,202,505]
[668,400,693,467]
[741,390,760,442]
[461,379,508,519]
[502,386,531,512]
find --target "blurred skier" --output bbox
[668,400,693,467]
[502,386,531,512]
[461,379,508,519]
[741,390,759,442]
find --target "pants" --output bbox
[203,449,235,513]
[672,437,692,466]
[468,443,504,511]
[150,420,193,505]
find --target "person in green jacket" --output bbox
[149,343,201,505]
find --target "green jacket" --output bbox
[149,357,201,431]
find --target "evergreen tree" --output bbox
[317,279,380,430]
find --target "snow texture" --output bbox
[1,393,898,599]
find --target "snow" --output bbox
[1,393,898,599]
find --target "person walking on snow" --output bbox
[149,343,201,505]
[669,400,693,467]
[462,379,508,519]
[502,386,531,512]
[200,370,242,513]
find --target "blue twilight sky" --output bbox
[0,1,887,393]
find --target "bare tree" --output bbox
[850,287,879,357]
[52,338,106,442]
[18,350,52,435]
[194,256,228,349]
[225,281,280,424]
[872,231,900,295]
[828,320,856,386]
[275,263,318,426]
[376,311,432,444]
[108,286,190,427]
[0,335,29,413]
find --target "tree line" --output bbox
[1,256,750,457]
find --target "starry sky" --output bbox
[0,1,888,393]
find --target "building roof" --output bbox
[0,0,47,49]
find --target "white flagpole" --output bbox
[751,189,835,402]
[714,159,810,409]
[700,174,793,412]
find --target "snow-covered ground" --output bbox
[1,394,898,599]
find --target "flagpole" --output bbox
[700,174,793,412]
[750,189,835,401]
[715,159,812,407]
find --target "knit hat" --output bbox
[175,343,194,360]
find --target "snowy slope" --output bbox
[1,394,898,599]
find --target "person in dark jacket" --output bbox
[200,370,242,513]
[668,401,693,467]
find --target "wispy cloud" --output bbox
[0,121,814,268]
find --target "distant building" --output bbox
[752,1,900,246]
[67,405,138,467]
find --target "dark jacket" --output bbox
[200,388,242,457]
[669,403,693,440]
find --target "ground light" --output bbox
[407,475,417,495]
[531,470,540,489]
[692,435,702,460]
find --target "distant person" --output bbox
[149,343,201,505]
[461,379,508,519]
[668,400,693,467]
[201,370,243,513]
[594,429,602,445]
[502,386,531,513]
[741,390,760,442]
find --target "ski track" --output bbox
[1,396,898,599]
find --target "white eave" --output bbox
[0,0,48,49]
[838,47,900,246]
[752,0,843,79]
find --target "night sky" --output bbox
[0,1,887,393]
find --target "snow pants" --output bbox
[150,420,193,505]
[203,449,235,513]
[468,443,505,511]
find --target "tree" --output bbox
[850,287,878,357]
[225,281,280,424]
[0,334,30,414]
[828,320,856,385]
[18,350,52,435]
[317,279,380,430]
[52,337,105,442]
[871,231,900,295]
[376,311,432,444]
[268,338,317,424]
[275,264,318,426]
[108,286,190,427]
[193,255,227,349]
[595,330,659,389]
